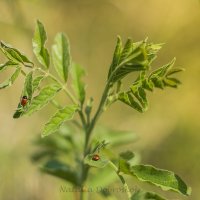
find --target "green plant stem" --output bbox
[84,83,110,155]
[79,83,111,200]
[36,67,78,105]
[108,161,132,200]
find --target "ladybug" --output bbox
[21,96,28,107]
[92,154,100,161]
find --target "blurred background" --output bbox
[0,0,200,199]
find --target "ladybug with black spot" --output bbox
[20,96,28,107]
[92,154,100,161]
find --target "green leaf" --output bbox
[130,83,148,110]
[118,92,143,112]
[84,153,109,168]
[42,105,78,137]
[146,43,163,64]
[120,38,133,63]
[149,58,176,79]
[163,78,181,88]
[23,71,33,99]
[32,75,45,92]
[166,68,184,76]
[25,84,61,115]
[0,67,21,89]
[13,71,33,118]
[120,164,191,196]
[13,71,33,119]
[52,33,71,82]
[117,58,183,113]
[131,189,166,200]
[107,36,123,79]
[91,140,109,153]
[119,151,135,161]
[0,41,33,68]
[71,63,86,104]
[41,160,78,185]
[0,61,18,72]
[13,106,23,119]
[109,40,149,83]
[32,20,50,68]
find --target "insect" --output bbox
[20,96,28,107]
[92,154,100,161]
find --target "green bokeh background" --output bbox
[0,0,199,199]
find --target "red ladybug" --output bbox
[21,96,28,107]
[92,154,100,161]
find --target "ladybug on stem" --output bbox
[20,96,28,107]
[92,154,100,161]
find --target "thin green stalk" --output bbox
[108,161,132,200]
[36,67,78,105]
[84,83,111,155]
[79,83,111,200]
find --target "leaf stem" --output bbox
[36,67,78,105]
[108,161,132,200]
[84,83,110,155]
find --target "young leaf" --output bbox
[107,36,123,79]
[0,67,21,89]
[131,189,166,200]
[71,63,86,104]
[166,68,184,76]
[118,92,144,112]
[32,75,45,92]
[149,58,176,79]
[117,58,183,113]
[146,43,163,64]
[25,84,61,115]
[131,84,148,109]
[119,38,133,63]
[0,41,33,68]
[120,164,191,196]
[41,159,78,185]
[32,20,50,68]
[52,33,71,82]
[108,40,149,83]
[42,105,78,137]
[84,153,109,168]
